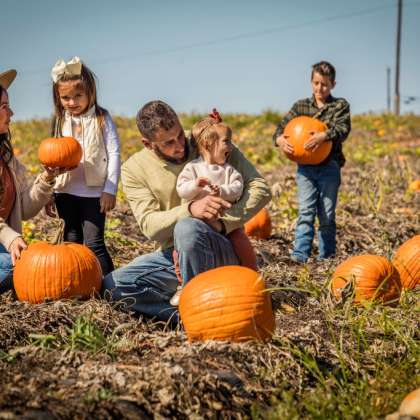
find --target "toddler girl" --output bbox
[170,109,257,305]
[47,57,121,275]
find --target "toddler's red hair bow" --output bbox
[208,108,222,122]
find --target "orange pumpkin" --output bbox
[408,180,420,192]
[179,266,275,342]
[13,241,102,304]
[331,255,401,303]
[392,235,420,290]
[38,137,82,168]
[283,116,332,164]
[244,208,272,240]
[398,388,420,418]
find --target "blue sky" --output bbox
[3,0,420,120]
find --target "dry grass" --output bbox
[0,113,419,419]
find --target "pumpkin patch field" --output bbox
[0,112,419,418]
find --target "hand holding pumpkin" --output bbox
[8,236,27,266]
[275,134,294,154]
[304,131,328,151]
[43,166,61,178]
[41,165,74,183]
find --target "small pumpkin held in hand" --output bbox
[244,208,272,240]
[283,116,332,164]
[13,220,102,304]
[392,235,420,290]
[179,266,275,342]
[331,255,401,304]
[38,136,82,169]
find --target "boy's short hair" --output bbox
[311,61,336,83]
[136,100,179,140]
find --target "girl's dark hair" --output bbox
[0,85,14,164]
[51,62,106,136]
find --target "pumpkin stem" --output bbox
[52,218,66,245]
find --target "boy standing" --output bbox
[273,61,351,263]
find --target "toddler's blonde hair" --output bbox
[191,110,232,154]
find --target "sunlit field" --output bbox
[1,112,419,419]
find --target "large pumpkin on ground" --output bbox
[14,241,102,303]
[386,388,420,420]
[38,137,82,168]
[331,255,401,304]
[392,235,420,290]
[179,266,275,342]
[283,116,332,164]
[398,388,420,418]
[244,208,272,240]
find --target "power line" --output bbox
[20,2,417,78]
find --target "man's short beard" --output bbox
[153,142,189,164]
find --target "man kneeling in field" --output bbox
[102,101,271,324]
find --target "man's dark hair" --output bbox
[136,100,179,140]
[311,61,336,83]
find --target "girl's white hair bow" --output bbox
[51,56,82,83]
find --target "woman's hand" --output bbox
[304,131,328,151]
[100,192,116,213]
[8,236,27,266]
[41,166,77,183]
[275,134,294,154]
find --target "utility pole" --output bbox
[394,0,402,115]
[387,67,391,113]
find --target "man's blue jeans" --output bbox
[292,160,341,262]
[0,244,13,294]
[102,218,239,323]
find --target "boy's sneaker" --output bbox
[290,254,308,264]
[170,286,183,306]
[316,255,336,264]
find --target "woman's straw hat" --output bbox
[0,69,17,89]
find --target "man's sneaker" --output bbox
[170,286,183,306]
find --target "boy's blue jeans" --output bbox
[102,217,239,323]
[292,160,341,262]
[0,244,13,294]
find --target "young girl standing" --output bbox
[48,57,121,275]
